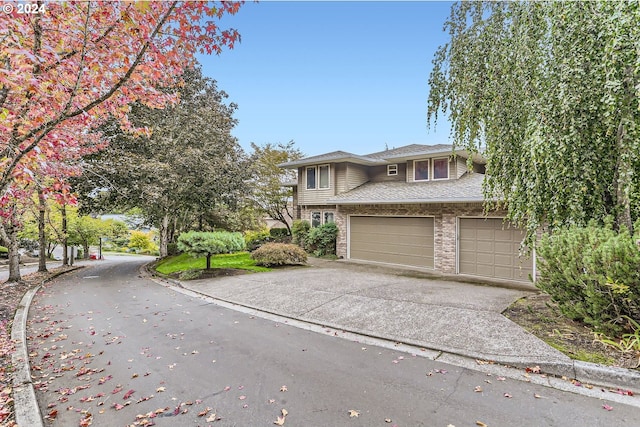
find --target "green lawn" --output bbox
[155,252,270,274]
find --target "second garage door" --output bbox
[458,218,533,281]
[349,216,434,268]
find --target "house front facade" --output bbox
[280,144,534,283]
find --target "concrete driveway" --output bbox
[179,260,571,368]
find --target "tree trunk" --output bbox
[614,119,633,234]
[159,214,169,257]
[1,221,22,283]
[38,189,48,272]
[61,205,68,266]
[206,254,211,270]
[83,242,90,259]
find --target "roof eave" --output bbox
[326,197,487,205]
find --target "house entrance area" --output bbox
[348,216,435,268]
[458,218,533,282]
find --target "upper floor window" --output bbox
[433,158,449,180]
[414,160,429,181]
[306,165,330,189]
[387,164,398,176]
[306,167,316,189]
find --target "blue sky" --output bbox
[197,1,454,157]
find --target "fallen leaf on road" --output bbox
[198,407,212,417]
[156,387,166,392]
[504,393,512,398]
[476,421,488,427]
[280,385,288,392]
[385,418,392,423]
[348,409,360,418]
[206,413,218,422]
[274,408,288,425]
[611,388,634,396]
[602,404,613,411]
[238,395,246,400]
[111,386,122,394]
[474,386,483,393]
[123,389,135,400]
[534,393,546,399]
[525,366,541,374]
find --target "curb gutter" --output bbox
[11,267,84,427]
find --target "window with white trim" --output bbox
[306,165,330,189]
[387,164,398,176]
[324,212,334,224]
[433,158,449,180]
[311,211,321,227]
[319,165,330,188]
[306,167,316,189]
[414,160,429,181]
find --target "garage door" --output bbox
[458,218,533,281]
[349,216,434,268]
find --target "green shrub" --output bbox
[269,227,289,239]
[179,269,203,280]
[305,222,338,257]
[536,219,640,335]
[244,228,271,251]
[251,243,307,267]
[177,230,246,270]
[0,246,8,259]
[167,242,180,256]
[291,220,310,248]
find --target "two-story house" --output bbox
[279,144,534,283]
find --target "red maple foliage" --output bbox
[0,1,243,208]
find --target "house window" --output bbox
[433,158,449,180]
[387,164,398,176]
[311,211,321,227]
[324,212,334,224]
[414,160,429,181]
[306,165,330,190]
[306,167,316,189]
[319,165,330,189]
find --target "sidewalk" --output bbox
[173,260,640,391]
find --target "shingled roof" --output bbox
[365,144,454,159]
[327,172,485,205]
[278,150,385,168]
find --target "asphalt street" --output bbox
[26,257,640,426]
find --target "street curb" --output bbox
[10,266,84,427]
[11,287,43,427]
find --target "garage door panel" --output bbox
[350,216,434,268]
[459,218,533,282]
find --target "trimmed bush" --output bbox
[305,222,338,257]
[251,243,307,267]
[291,220,310,248]
[0,245,8,258]
[244,228,271,251]
[269,227,289,239]
[178,231,246,270]
[536,219,640,335]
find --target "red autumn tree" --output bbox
[0,0,242,207]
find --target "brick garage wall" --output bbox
[336,203,509,274]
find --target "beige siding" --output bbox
[345,163,369,190]
[335,163,347,194]
[298,164,337,205]
[456,157,468,178]
[368,164,407,182]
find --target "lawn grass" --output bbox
[155,252,271,274]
